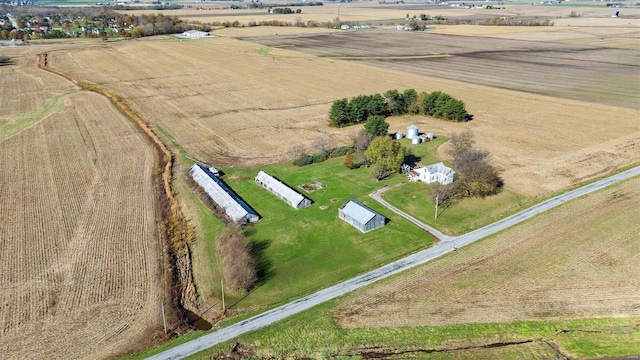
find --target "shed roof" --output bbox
[255,171,307,207]
[190,164,257,223]
[340,200,378,225]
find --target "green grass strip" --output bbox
[0,90,77,142]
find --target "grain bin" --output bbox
[406,125,419,139]
[411,137,421,145]
[426,133,434,141]
[394,131,404,140]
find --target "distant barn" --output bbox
[255,170,312,209]
[338,200,386,233]
[189,164,259,224]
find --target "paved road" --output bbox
[148,166,640,360]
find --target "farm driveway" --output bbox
[148,166,640,360]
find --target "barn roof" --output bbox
[189,164,257,223]
[340,200,379,225]
[255,171,308,207]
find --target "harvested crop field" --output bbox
[0,65,161,360]
[248,29,640,109]
[333,175,640,328]
[48,35,639,196]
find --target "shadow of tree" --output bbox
[404,153,421,167]
[248,239,274,286]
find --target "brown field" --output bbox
[248,29,640,109]
[48,27,639,196]
[333,175,640,328]
[0,51,161,359]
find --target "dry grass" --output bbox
[0,53,161,359]
[333,176,640,328]
[49,33,639,196]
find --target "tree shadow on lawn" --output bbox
[249,238,274,286]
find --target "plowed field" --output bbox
[49,34,639,196]
[0,50,161,359]
[334,176,640,328]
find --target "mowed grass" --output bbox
[215,156,434,308]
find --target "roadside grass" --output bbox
[184,298,640,359]
[382,183,534,236]
[0,90,76,141]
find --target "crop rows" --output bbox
[0,90,161,359]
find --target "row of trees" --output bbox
[328,89,471,128]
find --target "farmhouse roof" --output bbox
[426,162,454,176]
[189,164,258,223]
[340,200,378,225]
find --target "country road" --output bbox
[148,165,640,360]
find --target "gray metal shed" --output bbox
[338,200,386,233]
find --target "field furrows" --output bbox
[252,31,640,109]
[334,176,640,328]
[0,91,160,359]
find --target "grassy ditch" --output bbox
[0,90,77,141]
[188,299,640,359]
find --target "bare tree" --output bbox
[288,144,306,162]
[312,136,332,153]
[446,129,475,160]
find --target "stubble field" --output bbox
[0,50,162,359]
[333,175,640,328]
[48,23,640,196]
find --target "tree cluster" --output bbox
[216,224,257,292]
[329,89,471,128]
[433,130,502,206]
[365,136,406,181]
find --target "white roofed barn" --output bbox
[255,170,312,210]
[189,164,259,224]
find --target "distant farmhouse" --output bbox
[338,200,386,233]
[255,170,312,210]
[179,30,210,38]
[189,164,259,224]
[409,162,455,185]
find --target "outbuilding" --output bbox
[338,200,386,233]
[180,30,210,38]
[189,164,259,224]
[255,170,312,209]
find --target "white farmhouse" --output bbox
[408,162,455,185]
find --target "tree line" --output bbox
[329,89,471,128]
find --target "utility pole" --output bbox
[435,193,439,220]
[221,279,226,311]
[161,301,167,334]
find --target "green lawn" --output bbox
[382,182,534,236]
[216,157,434,308]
